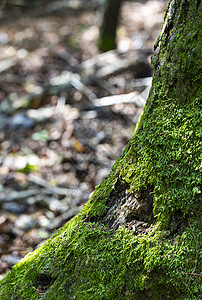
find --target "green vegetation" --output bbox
[0,0,201,299]
[0,217,200,299]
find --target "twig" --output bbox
[181,272,202,277]
[54,47,80,68]
[0,190,39,203]
[82,49,153,80]
[28,174,78,197]
[188,218,198,273]
[93,89,148,108]
[0,247,28,256]
[132,77,152,88]
[92,77,117,95]
[47,205,83,230]
[50,71,96,101]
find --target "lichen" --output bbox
[0,0,201,299]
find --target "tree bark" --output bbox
[98,0,123,51]
[0,0,201,299]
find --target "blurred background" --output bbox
[0,0,167,279]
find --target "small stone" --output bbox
[2,202,26,215]
[9,113,35,130]
[15,214,36,231]
[96,168,110,185]
[1,254,21,267]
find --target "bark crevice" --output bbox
[34,273,56,297]
[102,179,155,234]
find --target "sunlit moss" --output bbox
[0,0,201,299]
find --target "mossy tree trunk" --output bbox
[0,0,201,299]
[97,0,123,51]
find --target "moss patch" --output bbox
[0,219,200,299]
[0,0,201,299]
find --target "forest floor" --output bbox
[0,0,166,279]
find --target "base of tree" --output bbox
[0,0,201,299]
[0,210,200,299]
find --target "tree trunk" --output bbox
[0,0,201,299]
[98,0,123,51]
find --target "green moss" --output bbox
[78,0,202,228]
[0,0,201,298]
[0,220,200,299]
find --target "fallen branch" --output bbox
[82,49,153,80]
[28,174,78,197]
[0,248,28,257]
[0,190,39,203]
[93,88,149,108]
[50,71,96,101]
[47,205,83,230]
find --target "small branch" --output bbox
[93,89,148,108]
[188,218,198,273]
[92,77,117,95]
[28,174,78,197]
[50,71,96,101]
[0,190,39,203]
[0,247,28,256]
[181,272,202,277]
